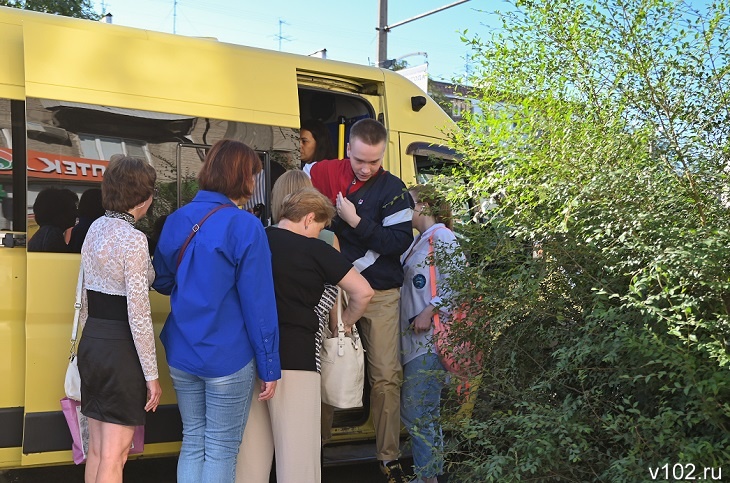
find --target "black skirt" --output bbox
[78,291,147,426]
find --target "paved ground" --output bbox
[0,456,395,482]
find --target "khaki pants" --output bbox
[236,370,321,483]
[358,287,403,461]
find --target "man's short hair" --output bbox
[349,118,387,146]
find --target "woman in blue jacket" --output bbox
[153,139,281,483]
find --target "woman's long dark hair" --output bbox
[301,119,336,162]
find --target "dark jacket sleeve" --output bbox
[352,175,413,256]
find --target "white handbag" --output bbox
[320,288,365,409]
[64,267,84,401]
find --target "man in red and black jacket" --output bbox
[310,118,413,483]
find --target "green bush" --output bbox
[437,0,730,480]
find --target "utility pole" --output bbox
[376,0,470,68]
[378,0,388,69]
[173,0,177,34]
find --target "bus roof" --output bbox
[0,6,387,126]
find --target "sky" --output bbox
[91,0,504,81]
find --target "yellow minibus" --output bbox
[0,6,456,469]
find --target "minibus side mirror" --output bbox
[411,96,427,112]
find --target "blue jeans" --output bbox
[401,353,446,479]
[170,361,255,483]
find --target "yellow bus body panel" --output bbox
[382,69,456,142]
[0,22,24,101]
[0,248,26,407]
[22,255,180,466]
[22,22,299,127]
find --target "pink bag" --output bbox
[60,397,145,464]
[427,228,483,379]
[60,397,89,464]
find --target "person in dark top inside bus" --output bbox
[300,119,336,176]
[27,187,78,253]
[147,214,167,256]
[242,159,286,223]
[68,188,104,253]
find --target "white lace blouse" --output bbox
[79,214,158,381]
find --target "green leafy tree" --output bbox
[0,0,98,20]
[433,0,730,481]
[427,87,454,119]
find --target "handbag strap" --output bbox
[70,266,84,357]
[176,203,235,268]
[336,288,346,355]
[335,287,360,355]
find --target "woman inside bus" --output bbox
[236,188,373,483]
[152,139,280,483]
[399,184,465,483]
[69,187,104,253]
[300,119,336,176]
[27,187,78,252]
[77,156,161,483]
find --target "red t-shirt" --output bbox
[309,158,366,204]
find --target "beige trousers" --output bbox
[236,370,321,483]
[358,287,403,461]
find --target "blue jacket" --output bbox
[152,190,281,381]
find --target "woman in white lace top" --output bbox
[77,156,161,483]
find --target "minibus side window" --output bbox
[24,98,299,250]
